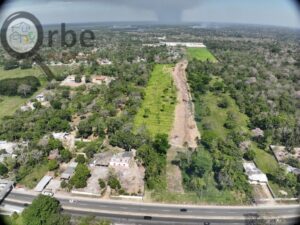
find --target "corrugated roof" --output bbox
[34,175,52,192]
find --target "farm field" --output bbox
[187,47,217,62]
[134,64,176,136]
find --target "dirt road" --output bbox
[169,60,200,148]
[166,61,200,193]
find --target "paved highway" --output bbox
[2,191,300,225]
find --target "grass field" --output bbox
[195,77,249,139]
[134,64,176,136]
[19,163,49,189]
[187,47,217,62]
[0,66,58,120]
[252,145,279,175]
[0,67,42,80]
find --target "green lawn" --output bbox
[187,47,217,62]
[0,96,28,120]
[0,67,42,80]
[252,146,279,175]
[134,64,176,136]
[19,163,49,189]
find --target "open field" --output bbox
[195,77,249,140]
[134,64,176,136]
[0,96,28,120]
[0,66,61,120]
[0,67,42,80]
[19,163,49,189]
[187,48,217,62]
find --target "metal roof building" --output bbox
[34,175,52,192]
[61,162,78,180]
[0,179,14,201]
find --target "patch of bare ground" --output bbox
[166,61,201,193]
[252,184,276,205]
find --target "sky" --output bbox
[0,0,299,28]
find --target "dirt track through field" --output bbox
[167,60,200,193]
[169,60,200,148]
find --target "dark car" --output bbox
[180,208,188,212]
[143,216,152,220]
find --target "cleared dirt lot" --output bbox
[167,61,200,193]
[169,60,200,148]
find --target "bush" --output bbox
[243,150,256,161]
[75,154,86,164]
[0,162,8,176]
[108,175,121,190]
[60,180,68,189]
[48,159,59,171]
[218,97,229,108]
[60,149,72,163]
[98,178,106,189]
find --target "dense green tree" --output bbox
[60,149,72,163]
[22,195,70,225]
[153,133,170,155]
[48,159,59,171]
[0,162,8,176]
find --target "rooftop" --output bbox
[34,175,52,192]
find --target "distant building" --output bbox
[91,75,115,85]
[34,175,52,192]
[60,75,86,88]
[162,42,206,48]
[61,162,78,180]
[20,102,35,112]
[97,59,112,65]
[243,162,268,184]
[109,151,134,168]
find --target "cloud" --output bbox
[9,0,202,22]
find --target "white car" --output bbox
[42,191,54,197]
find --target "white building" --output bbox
[162,42,206,48]
[243,162,268,184]
[20,102,35,112]
[109,152,134,168]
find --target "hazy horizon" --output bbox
[0,0,299,28]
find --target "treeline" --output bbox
[185,60,252,201]
[0,76,40,97]
[206,39,300,149]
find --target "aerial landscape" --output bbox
[0,0,299,225]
